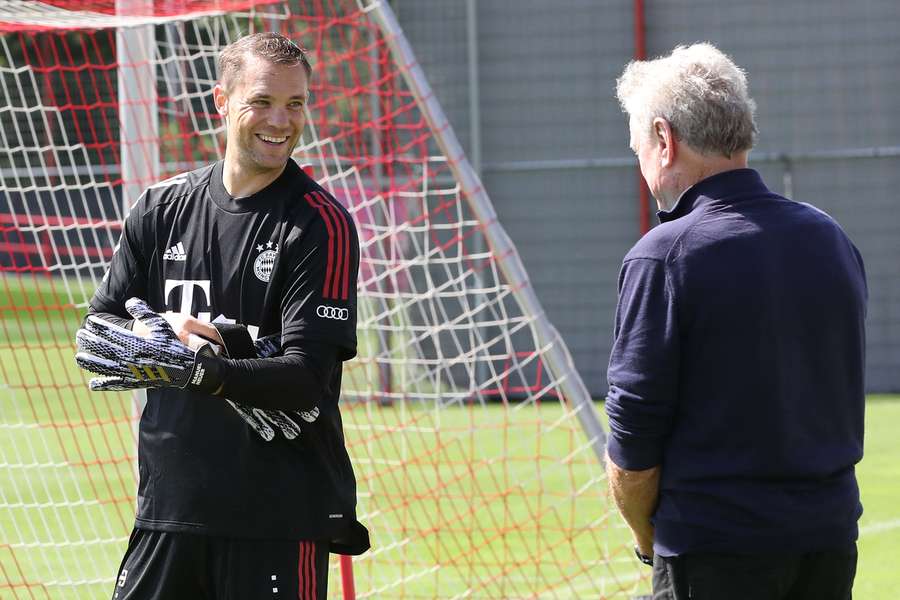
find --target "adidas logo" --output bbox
[163,242,187,261]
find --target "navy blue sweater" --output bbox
[605,169,867,556]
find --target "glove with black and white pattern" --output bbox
[227,332,320,441]
[75,298,222,393]
[76,299,319,440]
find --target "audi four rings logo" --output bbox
[317,305,349,320]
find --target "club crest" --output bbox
[253,241,278,283]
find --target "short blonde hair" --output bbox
[616,43,757,157]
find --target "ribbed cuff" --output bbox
[605,435,661,471]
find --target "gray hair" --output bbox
[218,32,312,92]
[616,43,757,157]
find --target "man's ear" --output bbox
[653,117,677,168]
[213,83,228,117]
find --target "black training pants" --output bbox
[651,544,858,600]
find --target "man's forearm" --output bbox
[606,453,660,556]
[215,350,333,411]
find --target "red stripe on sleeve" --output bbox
[323,192,350,300]
[304,193,337,300]
[336,203,352,301]
[316,191,347,301]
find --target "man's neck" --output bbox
[693,155,749,184]
[659,150,749,211]
[222,159,287,198]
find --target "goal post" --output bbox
[0,1,644,598]
[368,1,607,460]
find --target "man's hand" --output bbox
[634,534,655,561]
[75,298,222,393]
[132,310,224,349]
[606,452,660,563]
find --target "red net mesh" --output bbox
[0,2,643,598]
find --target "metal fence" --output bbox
[395,0,900,394]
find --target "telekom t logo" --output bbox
[163,279,259,339]
[164,279,212,321]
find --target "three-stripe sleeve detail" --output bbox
[303,191,352,301]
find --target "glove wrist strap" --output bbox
[183,348,225,395]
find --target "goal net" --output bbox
[0,1,643,598]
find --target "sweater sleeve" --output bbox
[215,340,338,412]
[604,258,680,471]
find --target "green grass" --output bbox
[2,274,644,599]
[4,397,898,599]
[1,273,898,599]
[854,395,900,599]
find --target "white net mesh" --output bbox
[0,1,644,598]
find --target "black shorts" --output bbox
[111,529,329,600]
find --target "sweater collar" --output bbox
[657,168,770,223]
[209,159,301,213]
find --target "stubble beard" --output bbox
[236,132,296,176]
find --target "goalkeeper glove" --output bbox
[229,333,322,441]
[75,297,223,393]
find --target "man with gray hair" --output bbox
[604,43,866,598]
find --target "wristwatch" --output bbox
[634,546,653,566]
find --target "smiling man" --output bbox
[75,33,368,599]
[216,41,310,195]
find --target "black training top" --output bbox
[605,169,867,556]
[89,159,368,550]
